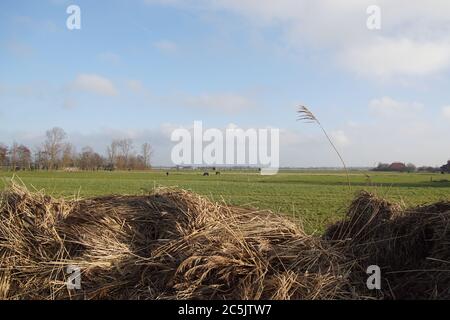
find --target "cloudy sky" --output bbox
[0,0,449,167]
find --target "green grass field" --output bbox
[1,170,449,233]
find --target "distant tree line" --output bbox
[0,127,153,171]
[441,161,450,174]
[373,161,450,174]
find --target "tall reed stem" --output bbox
[297,105,351,191]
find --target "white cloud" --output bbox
[340,37,450,78]
[443,106,450,120]
[183,93,256,113]
[1,115,448,167]
[153,40,178,53]
[122,86,258,113]
[71,74,118,96]
[144,0,450,80]
[331,130,350,147]
[369,97,423,117]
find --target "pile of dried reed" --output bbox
[325,191,450,299]
[0,183,449,300]
[0,183,353,300]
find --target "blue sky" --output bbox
[1,0,449,167]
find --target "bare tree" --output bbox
[62,143,76,168]
[34,147,49,170]
[0,144,7,168]
[9,142,19,171]
[115,139,133,169]
[107,140,119,167]
[44,127,67,169]
[128,154,146,170]
[141,142,153,169]
[406,163,417,173]
[17,144,32,170]
[1,128,156,172]
[77,146,104,170]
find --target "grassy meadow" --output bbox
[1,170,449,233]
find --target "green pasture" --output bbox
[1,170,449,233]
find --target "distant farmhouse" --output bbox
[388,162,407,171]
[373,162,414,172]
[373,160,450,173]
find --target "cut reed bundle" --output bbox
[1,182,449,300]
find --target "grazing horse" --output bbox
[166,172,169,176]
[215,171,221,175]
[203,172,209,176]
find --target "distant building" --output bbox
[388,162,407,171]
[373,162,411,172]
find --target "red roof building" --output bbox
[388,162,407,171]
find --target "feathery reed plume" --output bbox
[297,105,351,190]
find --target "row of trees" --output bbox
[373,161,450,173]
[441,161,450,173]
[0,127,153,171]
[372,162,417,172]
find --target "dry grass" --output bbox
[0,182,353,300]
[0,182,449,300]
[324,191,450,299]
